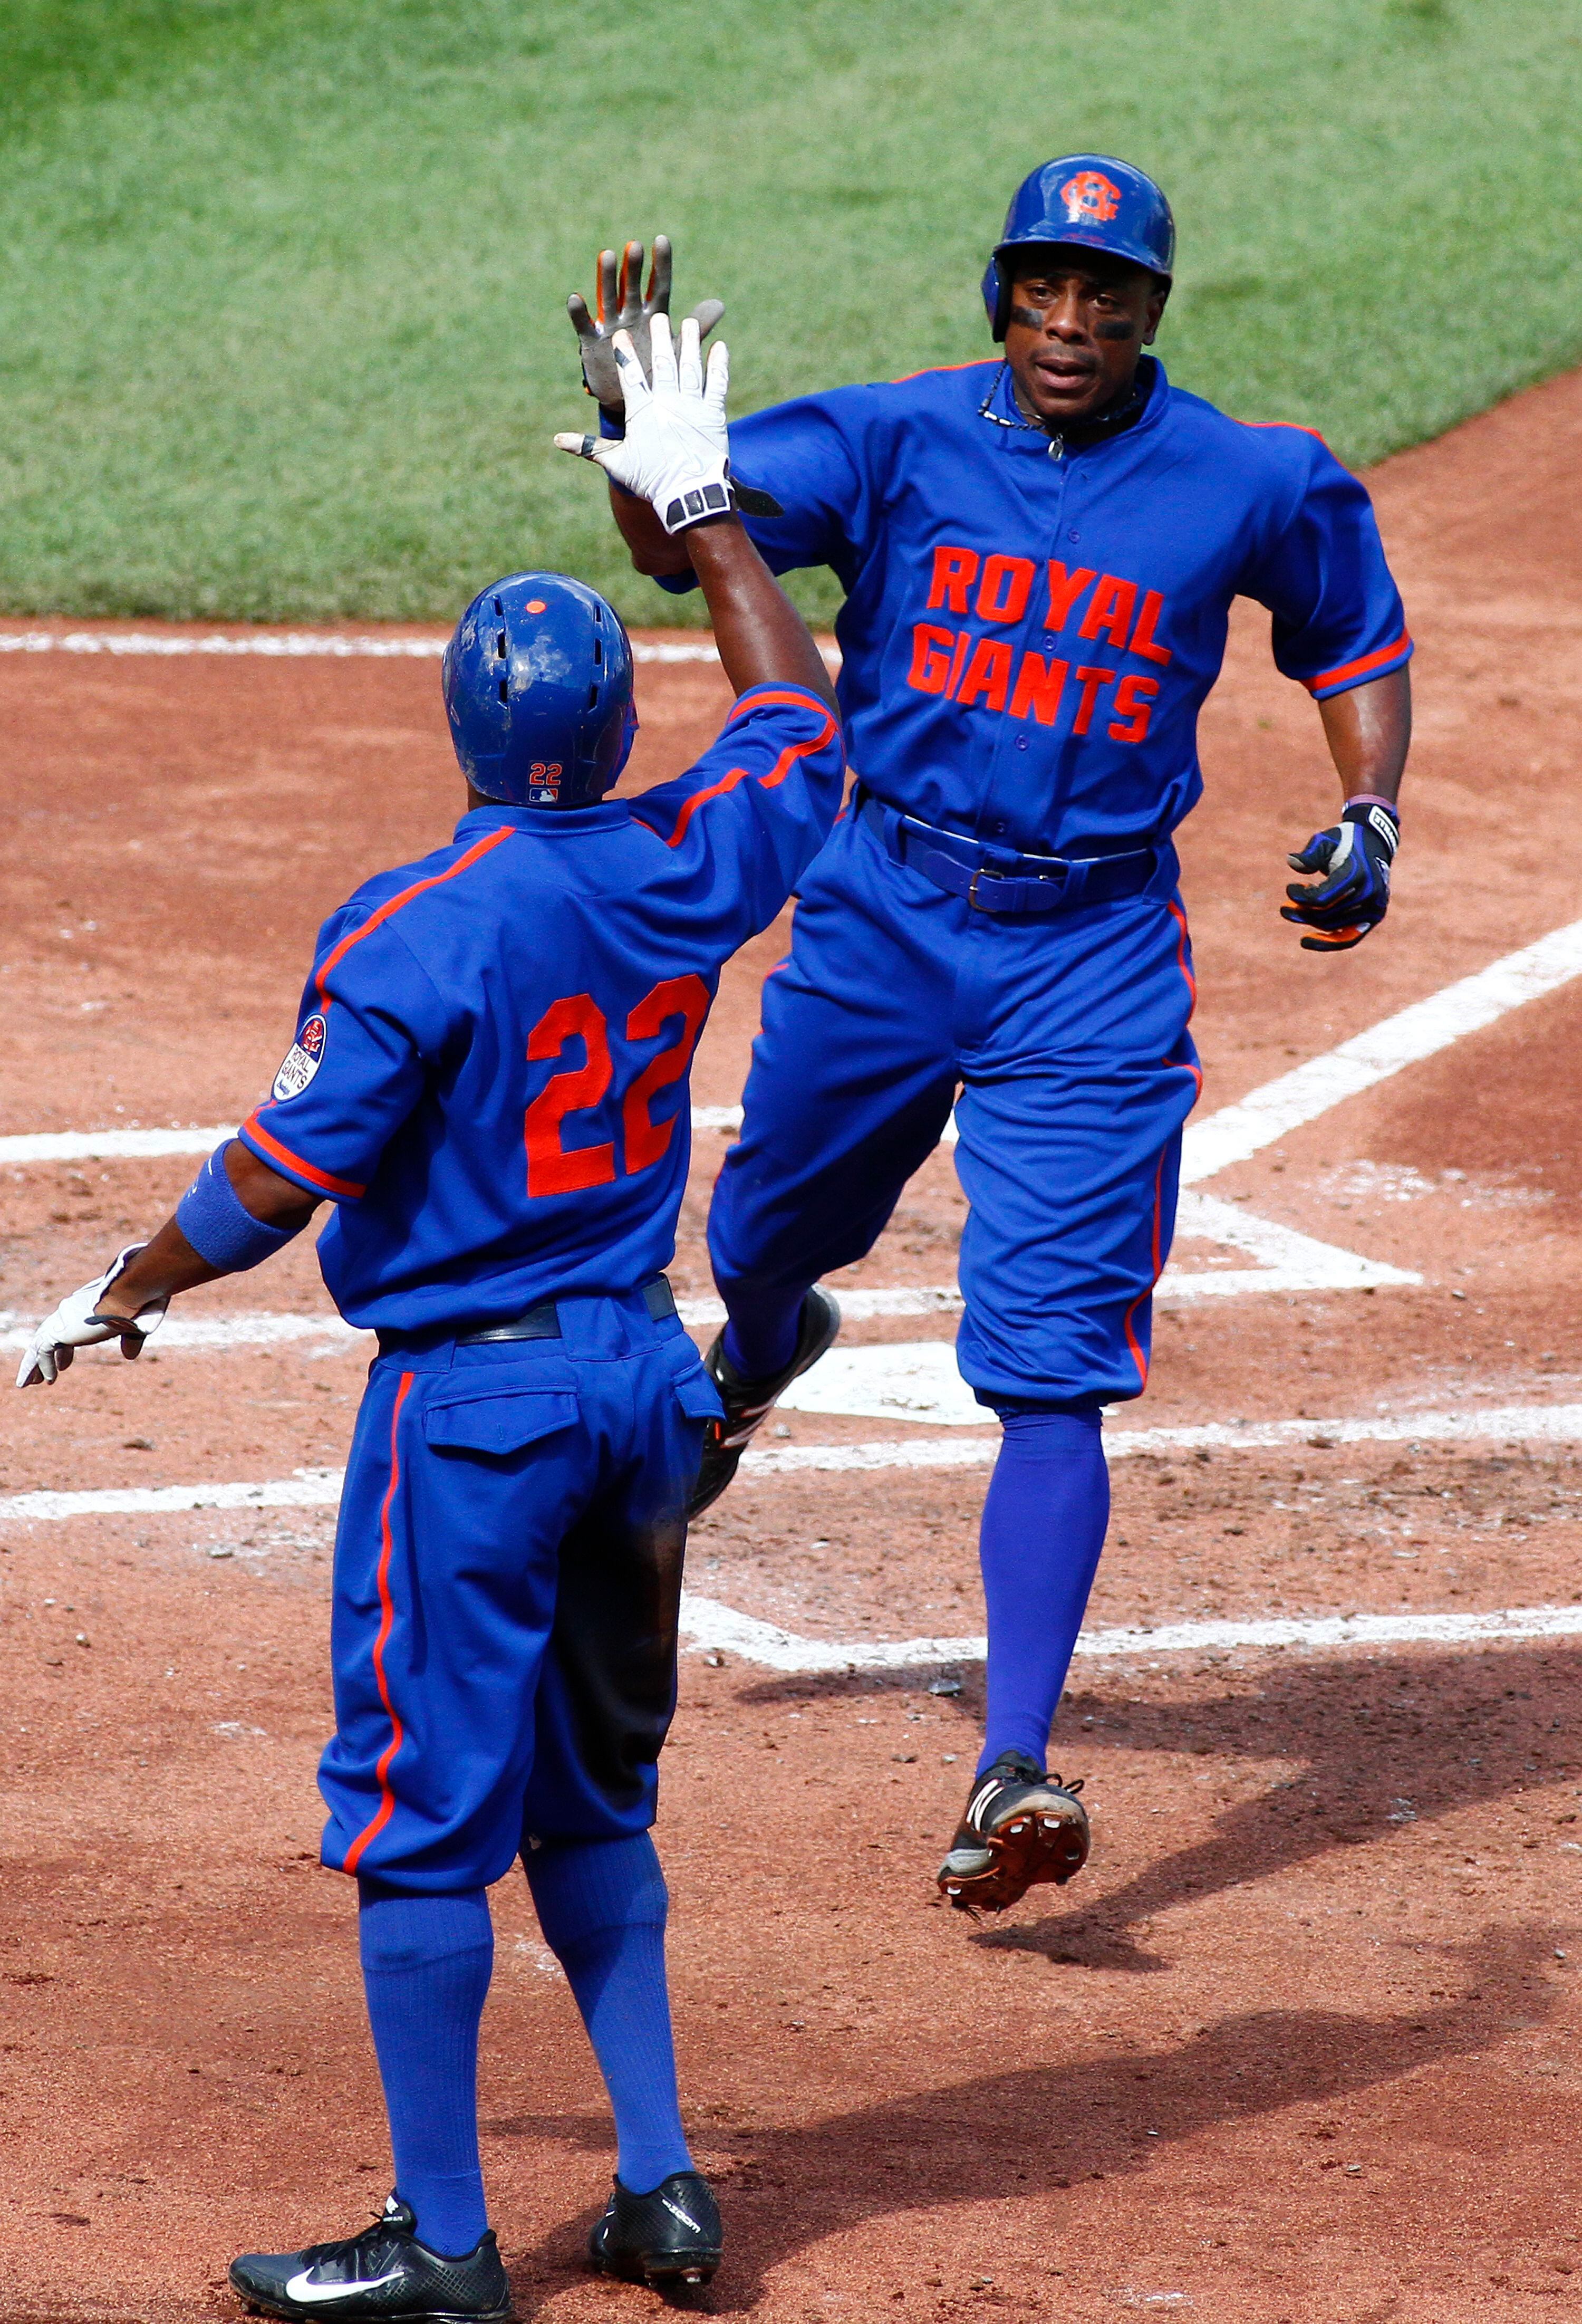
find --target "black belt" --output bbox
[378,1275,676,1356]
[860,792,1158,915]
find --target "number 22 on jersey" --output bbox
[524,976,710,1198]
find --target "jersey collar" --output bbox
[452,798,634,841]
[980,354,1168,457]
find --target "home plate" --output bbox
[777,1342,989,1426]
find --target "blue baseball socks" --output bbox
[720,1283,805,1383]
[357,1882,494,2259]
[976,1404,1110,1775]
[524,1832,694,2196]
[356,1833,693,2255]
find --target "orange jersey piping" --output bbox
[313,824,514,1006]
[1300,630,1412,697]
[241,1116,366,1199]
[343,1372,414,1876]
[248,822,514,1199]
[633,688,839,851]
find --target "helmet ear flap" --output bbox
[980,255,1008,343]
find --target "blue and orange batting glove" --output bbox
[1281,796,1399,953]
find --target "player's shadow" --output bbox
[738,1640,1577,1972]
[501,1922,1561,2312]
[973,1638,1577,1971]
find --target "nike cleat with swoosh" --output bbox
[589,2169,723,2288]
[937,1750,1090,1912]
[687,1286,842,1519]
[229,2195,513,2321]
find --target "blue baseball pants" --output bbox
[319,1289,722,1892]
[708,806,1201,1405]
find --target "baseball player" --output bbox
[575,161,1410,1915]
[18,320,843,2314]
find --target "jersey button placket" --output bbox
[976,456,1069,849]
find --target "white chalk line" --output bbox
[0,1108,742,1165]
[0,1282,957,1355]
[0,630,712,665]
[1179,913,1582,1185]
[677,1596,1582,1675]
[742,1401,1582,1474]
[5,1399,1580,1526]
[0,1151,1411,1362]
[0,630,842,670]
[0,1430,1577,1670]
[0,1206,1409,1365]
[932,911,1582,1185]
[7,1400,1580,1673]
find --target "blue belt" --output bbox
[859,792,1159,915]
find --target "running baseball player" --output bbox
[18,320,843,2313]
[571,161,1410,1915]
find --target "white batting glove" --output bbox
[16,1244,169,1388]
[554,314,734,534]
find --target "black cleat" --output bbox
[229,2194,513,2322]
[589,2169,723,2288]
[687,1286,841,1519]
[937,1750,1090,1913]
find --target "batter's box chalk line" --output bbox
[4,1393,1581,1508]
[8,1405,1582,1672]
[2,1418,1581,1670]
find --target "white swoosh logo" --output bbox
[284,2265,403,2303]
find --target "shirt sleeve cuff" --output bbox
[1296,631,1413,699]
[238,1115,366,1201]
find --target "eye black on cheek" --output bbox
[1094,317,1137,341]
[1008,304,1048,330]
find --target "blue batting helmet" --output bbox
[442,571,638,808]
[981,156,1175,341]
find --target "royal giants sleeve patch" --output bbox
[271,1012,327,1102]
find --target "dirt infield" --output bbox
[3,367,1582,2320]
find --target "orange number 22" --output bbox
[524,976,710,1197]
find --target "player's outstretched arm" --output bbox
[16,1145,318,1387]
[1282,665,1410,954]
[680,518,833,709]
[555,317,834,708]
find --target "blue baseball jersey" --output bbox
[237,681,843,1333]
[663,357,1410,857]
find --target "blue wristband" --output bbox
[176,1142,303,1273]
[599,404,625,440]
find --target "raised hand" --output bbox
[566,236,725,412]
[555,314,732,534]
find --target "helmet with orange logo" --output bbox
[981,156,1175,341]
[442,571,638,808]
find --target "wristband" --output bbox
[659,478,736,535]
[599,405,625,441]
[1344,794,1399,821]
[176,1142,303,1273]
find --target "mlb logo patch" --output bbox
[1059,169,1122,226]
[272,1011,327,1103]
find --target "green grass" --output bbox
[0,0,1578,623]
